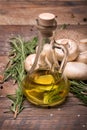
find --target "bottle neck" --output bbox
[29,13,57,74]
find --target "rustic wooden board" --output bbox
[0,0,87,130]
[0,0,87,25]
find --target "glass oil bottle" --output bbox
[22,13,70,107]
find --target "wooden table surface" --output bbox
[0,0,87,130]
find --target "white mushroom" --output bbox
[24,54,39,72]
[38,43,59,70]
[63,62,87,80]
[76,51,87,64]
[76,39,87,64]
[79,39,87,52]
[55,39,79,61]
[24,43,59,72]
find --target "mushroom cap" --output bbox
[76,51,87,64]
[63,62,87,80]
[55,39,79,61]
[79,39,87,52]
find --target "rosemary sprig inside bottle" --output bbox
[4,36,38,118]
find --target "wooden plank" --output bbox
[0,25,87,55]
[0,1,87,6]
[0,95,87,130]
[0,7,87,25]
[0,1,86,7]
[0,0,86,3]
[0,2,87,25]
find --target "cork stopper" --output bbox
[38,13,55,26]
[36,13,57,37]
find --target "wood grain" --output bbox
[0,1,87,25]
[0,25,87,55]
[0,94,87,130]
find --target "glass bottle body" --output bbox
[23,69,70,106]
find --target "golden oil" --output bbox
[22,69,70,107]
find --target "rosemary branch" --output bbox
[4,36,38,118]
[70,80,87,106]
